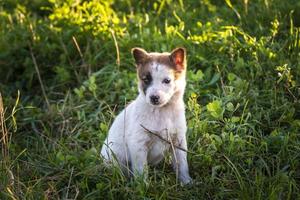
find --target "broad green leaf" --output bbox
[207,100,223,119]
[207,73,220,86]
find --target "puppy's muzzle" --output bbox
[150,95,160,105]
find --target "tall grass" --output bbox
[1,0,300,199]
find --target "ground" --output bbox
[0,0,300,199]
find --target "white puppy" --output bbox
[101,47,192,184]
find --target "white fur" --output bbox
[101,61,192,184]
[144,62,176,107]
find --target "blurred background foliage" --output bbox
[0,0,300,199]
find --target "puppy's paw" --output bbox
[179,175,193,185]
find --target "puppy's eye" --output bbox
[162,78,171,84]
[142,74,152,84]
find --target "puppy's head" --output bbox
[132,47,187,107]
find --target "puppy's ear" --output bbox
[170,47,186,72]
[132,47,148,65]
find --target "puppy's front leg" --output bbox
[172,135,192,184]
[129,145,148,178]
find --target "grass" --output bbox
[0,0,300,199]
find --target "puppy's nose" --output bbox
[150,95,160,105]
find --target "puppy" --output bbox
[100,47,192,184]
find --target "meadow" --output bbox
[0,0,300,199]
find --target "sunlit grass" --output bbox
[0,0,300,199]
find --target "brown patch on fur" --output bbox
[151,53,186,80]
[170,48,186,72]
[132,48,148,65]
[137,66,152,94]
[133,48,187,81]
[173,70,185,80]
